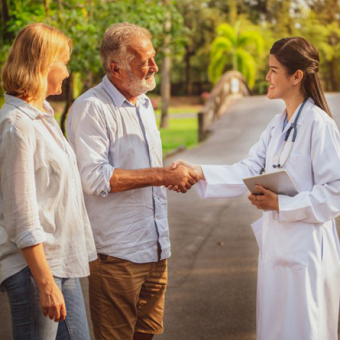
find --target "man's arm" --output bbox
[67,99,198,195]
[110,165,199,193]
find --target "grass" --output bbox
[154,106,201,115]
[158,118,198,156]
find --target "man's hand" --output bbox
[163,164,199,193]
[248,185,279,211]
[39,282,67,322]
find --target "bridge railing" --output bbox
[198,71,251,142]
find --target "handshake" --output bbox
[163,159,204,193]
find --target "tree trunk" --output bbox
[58,0,64,10]
[83,71,93,92]
[160,2,171,129]
[227,0,237,26]
[2,0,14,42]
[185,46,192,95]
[60,73,74,135]
[44,0,50,18]
[328,59,339,92]
[160,56,171,129]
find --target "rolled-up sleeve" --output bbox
[1,126,46,248]
[67,100,114,197]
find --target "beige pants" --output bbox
[89,254,167,340]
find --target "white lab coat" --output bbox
[196,98,340,340]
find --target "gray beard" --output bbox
[124,71,156,97]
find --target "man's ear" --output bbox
[109,62,121,79]
[292,70,303,85]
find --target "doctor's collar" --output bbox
[282,97,314,127]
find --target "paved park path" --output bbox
[1,95,340,339]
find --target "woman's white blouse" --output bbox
[0,95,96,284]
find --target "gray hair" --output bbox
[100,22,152,74]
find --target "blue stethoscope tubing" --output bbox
[272,98,308,169]
[284,98,308,143]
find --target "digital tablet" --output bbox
[243,170,298,197]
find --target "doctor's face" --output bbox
[266,55,296,101]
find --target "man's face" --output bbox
[121,37,159,97]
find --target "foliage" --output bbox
[296,5,340,91]
[208,21,264,88]
[0,0,186,93]
[173,0,225,94]
[2,0,340,96]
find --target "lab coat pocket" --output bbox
[285,153,312,190]
[251,217,263,250]
[270,219,309,269]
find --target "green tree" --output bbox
[176,0,225,95]
[297,6,340,92]
[0,0,186,131]
[208,21,263,88]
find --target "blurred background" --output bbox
[1,0,340,154]
[2,2,340,338]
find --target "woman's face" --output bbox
[266,54,297,101]
[46,46,70,97]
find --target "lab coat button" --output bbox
[273,155,279,162]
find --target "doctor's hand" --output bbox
[248,185,279,211]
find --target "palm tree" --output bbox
[208,22,263,88]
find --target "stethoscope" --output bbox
[272,98,308,169]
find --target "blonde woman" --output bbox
[0,23,96,339]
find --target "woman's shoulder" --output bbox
[307,101,336,129]
[0,100,36,142]
[302,100,340,140]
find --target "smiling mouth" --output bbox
[145,73,154,80]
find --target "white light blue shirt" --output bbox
[0,95,97,285]
[67,76,170,263]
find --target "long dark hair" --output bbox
[270,37,332,118]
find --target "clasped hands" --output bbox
[167,159,279,211]
[164,159,203,193]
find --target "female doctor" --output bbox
[172,37,340,339]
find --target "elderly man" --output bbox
[67,23,198,340]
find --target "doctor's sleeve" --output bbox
[196,123,271,199]
[66,100,114,197]
[278,119,340,224]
